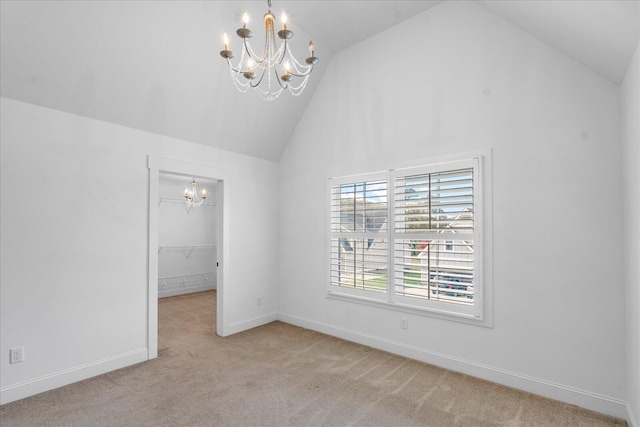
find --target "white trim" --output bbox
[628,403,639,427]
[225,312,279,336]
[327,291,489,327]
[158,283,216,298]
[328,287,388,303]
[0,349,147,405]
[393,149,490,174]
[148,166,159,358]
[328,170,389,185]
[393,157,476,176]
[277,313,628,420]
[148,156,228,352]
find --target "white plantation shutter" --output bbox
[329,157,484,320]
[330,176,388,294]
[393,162,476,307]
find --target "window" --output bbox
[330,172,389,294]
[329,156,487,322]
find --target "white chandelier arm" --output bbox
[249,64,269,88]
[225,49,252,93]
[273,65,290,90]
[266,58,293,93]
[286,61,313,77]
[224,47,248,74]
[286,51,313,76]
[243,35,268,66]
[223,46,247,75]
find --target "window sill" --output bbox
[327,290,493,328]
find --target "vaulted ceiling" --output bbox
[1,1,638,161]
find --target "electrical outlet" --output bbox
[257,297,262,306]
[10,347,24,364]
[401,318,408,330]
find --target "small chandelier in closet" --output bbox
[184,179,207,209]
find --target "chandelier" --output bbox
[184,179,207,210]
[219,0,319,101]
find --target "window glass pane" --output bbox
[332,180,387,233]
[331,237,387,293]
[394,239,473,305]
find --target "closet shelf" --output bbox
[158,197,216,207]
[158,244,216,257]
[158,272,215,287]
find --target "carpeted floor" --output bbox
[0,290,626,426]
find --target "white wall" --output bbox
[0,97,280,403]
[622,42,640,427]
[279,0,626,418]
[158,177,217,297]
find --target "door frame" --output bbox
[147,155,227,359]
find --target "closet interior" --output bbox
[158,174,217,298]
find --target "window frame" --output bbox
[327,151,492,326]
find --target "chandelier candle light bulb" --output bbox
[306,41,318,65]
[244,58,256,80]
[219,0,318,101]
[282,62,292,82]
[277,11,292,40]
[221,33,233,59]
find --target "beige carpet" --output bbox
[0,291,626,426]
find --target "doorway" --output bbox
[157,173,217,298]
[147,156,226,359]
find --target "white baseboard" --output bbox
[158,283,216,298]
[0,348,148,405]
[628,403,638,427]
[223,312,279,336]
[277,313,629,421]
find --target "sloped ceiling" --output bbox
[1,1,638,162]
[476,0,639,85]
